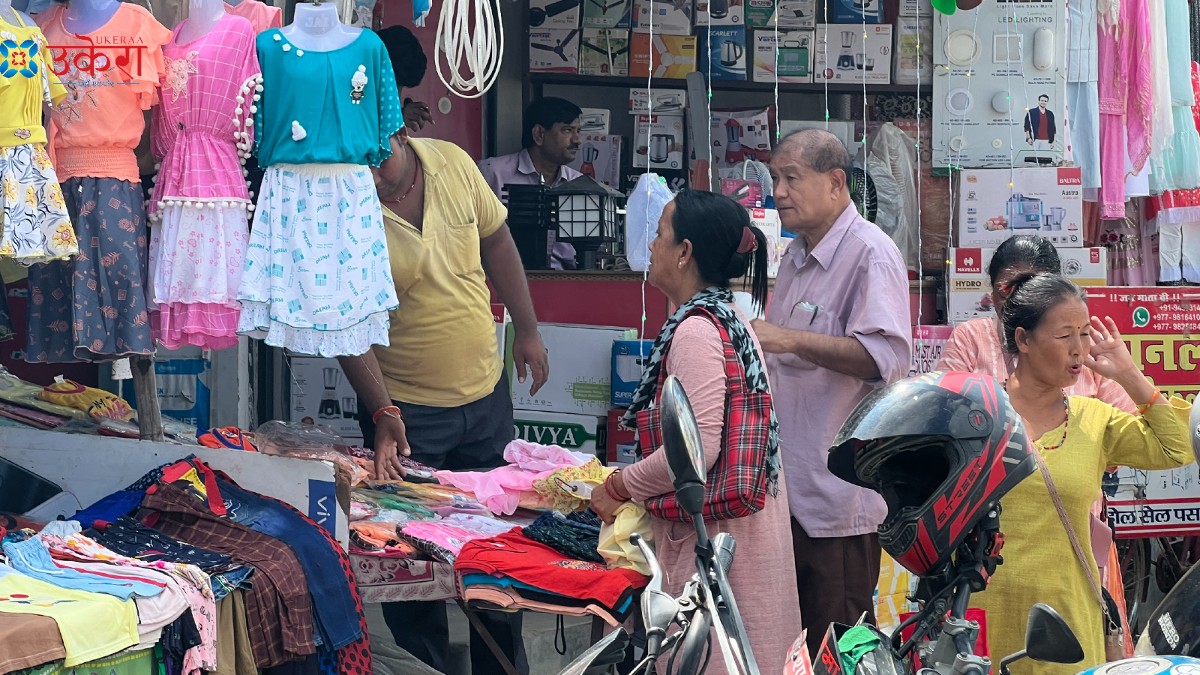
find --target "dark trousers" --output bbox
[791,518,882,658]
[358,372,526,675]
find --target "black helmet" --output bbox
[828,371,1036,576]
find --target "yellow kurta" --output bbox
[971,395,1194,675]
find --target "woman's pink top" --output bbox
[151,13,260,202]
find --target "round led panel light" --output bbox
[946,30,982,66]
[946,88,974,116]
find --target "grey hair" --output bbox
[772,128,853,178]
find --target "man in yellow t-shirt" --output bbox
[337,25,549,675]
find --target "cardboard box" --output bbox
[583,0,632,28]
[696,0,744,24]
[813,24,892,84]
[946,246,1108,325]
[830,0,882,22]
[700,26,748,80]
[579,107,611,134]
[898,0,932,16]
[580,28,630,75]
[530,0,582,29]
[289,357,364,441]
[513,410,605,456]
[611,339,653,406]
[530,29,581,72]
[779,119,856,153]
[629,87,687,115]
[633,114,686,169]
[630,33,697,78]
[753,29,813,83]
[568,134,623,188]
[955,167,1084,248]
[606,408,639,467]
[910,324,955,376]
[633,0,694,35]
[746,0,816,27]
[893,17,931,85]
[507,323,637,416]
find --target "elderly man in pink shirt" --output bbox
[752,129,912,656]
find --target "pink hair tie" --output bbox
[737,227,758,254]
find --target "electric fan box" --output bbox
[830,0,883,24]
[633,114,686,169]
[696,0,745,25]
[566,134,623,188]
[746,0,816,28]
[812,24,892,84]
[630,33,697,78]
[632,0,694,35]
[529,29,581,73]
[946,246,1109,325]
[753,29,813,82]
[506,323,638,416]
[954,167,1085,248]
[580,29,631,76]
[893,17,932,85]
[628,87,687,115]
[700,26,748,80]
[582,0,633,28]
[529,0,582,30]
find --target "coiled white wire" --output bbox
[434,0,504,99]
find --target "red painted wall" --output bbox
[377,0,484,159]
[493,276,671,337]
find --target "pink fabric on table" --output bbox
[502,440,592,472]
[434,441,591,515]
[936,316,1136,413]
[1097,0,1153,219]
[621,311,803,675]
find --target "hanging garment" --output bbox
[1149,2,1200,193]
[1067,0,1102,189]
[236,28,402,357]
[1096,0,1153,218]
[147,13,260,350]
[0,15,77,265]
[1146,0,1175,163]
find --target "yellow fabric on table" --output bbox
[598,502,654,575]
[971,395,1193,675]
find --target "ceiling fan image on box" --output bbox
[581,36,630,62]
[531,30,581,62]
[530,0,582,26]
[649,36,692,77]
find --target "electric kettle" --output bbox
[649,134,677,163]
[720,40,744,67]
[709,0,728,18]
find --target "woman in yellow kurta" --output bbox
[972,272,1194,675]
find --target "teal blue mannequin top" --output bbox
[253,28,403,167]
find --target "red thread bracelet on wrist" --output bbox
[372,405,402,424]
[604,470,630,502]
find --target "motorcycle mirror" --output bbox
[557,628,629,675]
[1025,604,1085,665]
[661,375,707,517]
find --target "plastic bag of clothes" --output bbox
[625,173,674,271]
[254,420,369,486]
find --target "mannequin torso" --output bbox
[281,1,359,51]
[0,0,34,27]
[62,0,120,34]
[176,0,225,45]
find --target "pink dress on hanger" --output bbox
[1096,0,1153,219]
[148,13,261,350]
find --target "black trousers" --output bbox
[359,372,527,675]
[791,518,882,659]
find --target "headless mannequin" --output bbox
[0,0,34,26]
[282,0,359,52]
[63,0,120,35]
[176,0,225,44]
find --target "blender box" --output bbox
[582,0,632,28]
[955,167,1085,248]
[696,0,744,25]
[830,0,883,23]
[530,0,583,29]
[700,26,748,80]
[579,107,611,134]
[288,357,364,441]
[753,29,813,82]
[632,0,694,35]
[580,28,630,76]
[812,24,893,84]
[629,87,687,115]
[567,134,623,188]
[909,324,955,376]
[507,323,637,416]
[611,339,653,406]
[946,246,1108,325]
[630,33,698,78]
[513,410,605,456]
[529,29,581,73]
[746,0,816,27]
[893,17,932,85]
[633,114,686,169]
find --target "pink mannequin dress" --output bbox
[1096,0,1152,219]
[148,13,261,350]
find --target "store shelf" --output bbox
[530,73,924,95]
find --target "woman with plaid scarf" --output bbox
[590,190,803,675]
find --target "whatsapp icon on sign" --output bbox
[1132,306,1151,329]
